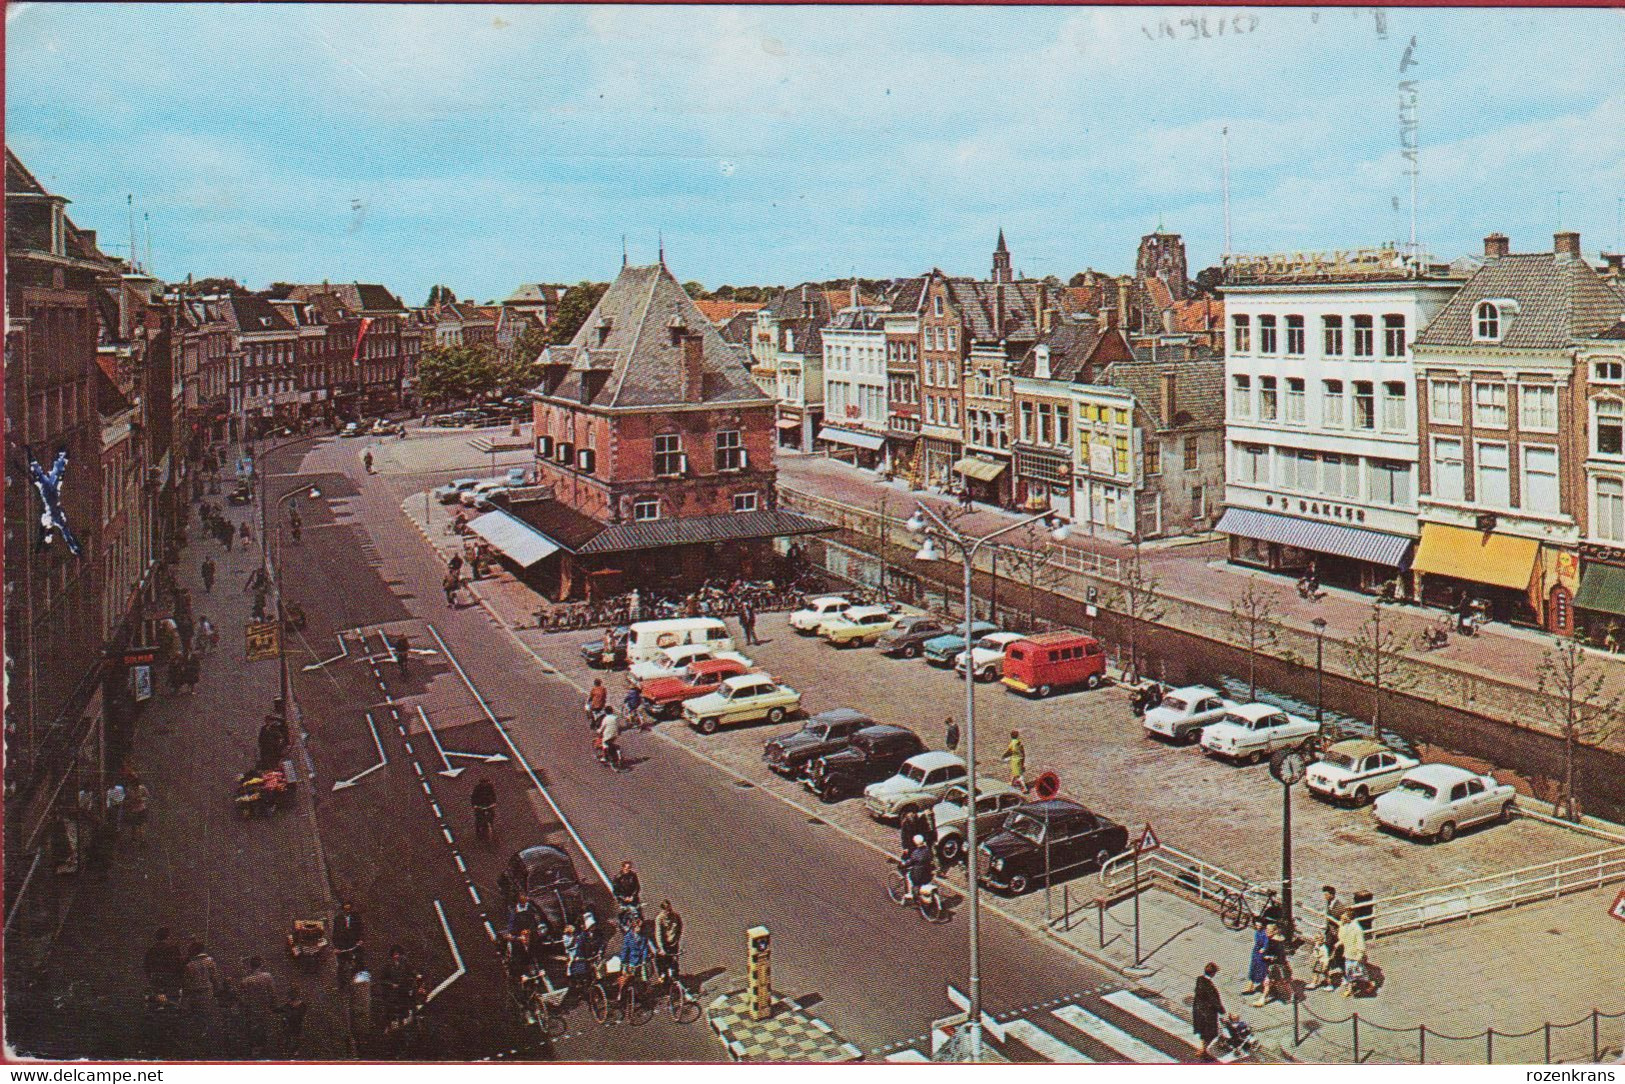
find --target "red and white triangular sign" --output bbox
[1137,824,1161,854]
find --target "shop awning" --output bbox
[1410,523,1538,590]
[1575,564,1625,616]
[954,457,1008,483]
[467,509,560,568]
[1215,506,1412,567]
[817,426,886,452]
[775,418,801,430]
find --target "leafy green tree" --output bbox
[550,281,609,344]
[1535,640,1623,821]
[713,284,737,300]
[682,281,707,299]
[263,282,298,299]
[182,276,244,295]
[425,284,459,307]
[417,343,497,406]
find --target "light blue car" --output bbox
[434,478,481,504]
[921,621,998,666]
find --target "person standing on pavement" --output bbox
[442,570,461,608]
[363,448,375,474]
[1192,962,1225,1055]
[237,955,277,1056]
[181,941,222,1010]
[587,679,608,727]
[201,556,216,594]
[653,901,683,983]
[943,716,960,753]
[1309,885,1348,990]
[332,902,364,973]
[1252,922,1292,1007]
[739,601,760,646]
[1242,918,1269,995]
[123,776,152,840]
[1339,913,1369,998]
[1003,730,1026,790]
[239,521,253,545]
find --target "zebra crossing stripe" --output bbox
[1099,990,1204,1051]
[1004,1019,1095,1063]
[884,1050,930,1063]
[1050,1004,1176,1064]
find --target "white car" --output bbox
[1142,686,1235,745]
[930,780,1026,865]
[460,480,508,508]
[817,605,899,646]
[629,643,752,685]
[862,751,968,822]
[682,674,802,735]
[953,632,1026,682]
[1373,764,1516,842]
[790,596,852,634]
[434,478,481,504]
[1199,703,1320,765]
[1307,739,1421,806]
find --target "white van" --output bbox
[625,618,736,664]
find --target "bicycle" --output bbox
[652,958,701,1023]
[514,968,568,1037]
[1219,882,1281,931]
[885,860,949,923]
[587,959,652,1026]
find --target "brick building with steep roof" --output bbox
[499,261,825,600]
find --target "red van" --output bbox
[1000,632,1107,698]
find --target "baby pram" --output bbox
[1206,1013,1262,1062]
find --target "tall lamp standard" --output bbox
[266,484,322,709]
[1311,617,1328,725]
[906,501,1070,1061]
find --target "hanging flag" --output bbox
[352,317,374,366]
[24,445,83,556]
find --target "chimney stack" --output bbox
[1160,372,1177,424]
[994,282,1006,341]
[1554,231,1582,259]
[1483,233,1510,258]
[1117,279,1131,329]
[801,284,814,318]
[681,331,705,402]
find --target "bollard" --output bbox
[1544,1022,1552,1064]
[1592,1011,1600,1062]
[1418,1025,1427,1064]
[747,926,772,1022]
[1292,997,1300,1046]
[1352,1013,1360,1064]
[1487,1028,1494,1063]
[349,969,373,1038]
[1097,901,1105,948]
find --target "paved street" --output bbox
[276,427,1175,1062]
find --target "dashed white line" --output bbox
[403,741,414,755]
[467,884,481,905]
[441,827,454,845]
[454,855,467,873]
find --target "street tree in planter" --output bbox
[1224,578,1280,701]
[1534,640,1622,822]
[1105,534,1163,683]
[1339,599,1417,740]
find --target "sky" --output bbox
[7,4,1624,306]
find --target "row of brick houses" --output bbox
[1217,233,1625,638]
[746,231,1230,542]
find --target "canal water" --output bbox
[806,534,1625,825]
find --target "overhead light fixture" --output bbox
[1050,519,1072,543]
[914,537,940,563]
[906,510,927,534]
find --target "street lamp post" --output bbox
[907,501,1070,1062]
[1311,617,1328,725]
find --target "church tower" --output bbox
[1136,228,1189,301]
[991,230,1012,284]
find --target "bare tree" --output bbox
[1106,534,1164,682]
[1340,600,1417,739]
[1224,578,1280,701]
[989,524,1070,631]
[1534,640,1623,822]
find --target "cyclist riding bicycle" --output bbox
[612,861,642,928]
[653,900,683,982]
[471,776,497,833]
[618,918,655,991]
[901,835,934,904]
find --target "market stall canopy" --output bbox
[467,509,560,568]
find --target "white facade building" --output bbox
[819,307,891,468]
[1219,250,1463,592]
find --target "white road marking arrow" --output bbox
[301,632,352,672]
[415,705,506,778]
[425,899,466,1003]
[331,711,389,791]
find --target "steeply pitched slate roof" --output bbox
[946,280,1051,344]
[886,277,928,313]
[506,283,562,304]
[1415,252,1625,350]
[762,283,836,322]
[826,308,888,333]
[505,498,608,552]
[1012,320,1115,383]
[538,263,769,409]
[286,283,403,314]
[223,294,294,334]
[1101,353,1226,431]
[1169,297,1225,333]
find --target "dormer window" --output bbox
[667,314,688,346]
[595,316,613,346]
[1475,299,1519,342]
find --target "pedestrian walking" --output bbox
[623,684,644,726]
[123,776,152,840]
[237,955,276,1056]
[1192,962,1225,1055]
[1003,730,1026,790]
[1251,922,1292,1007]
[442,571,460,608]
[740,602,759,646]
[943,716,960,753]
[363,449,375,474]
[180,941,222,1011]
[275,986,308,1054]
[198,616,219,654]
[1242,919,1269,995]
[1339,914,1370,998]
[251,589,269,623]
[201,557,216,594]
[1309,885,1348,990]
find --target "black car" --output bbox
[496,845,586,945]
[804,724,927,803]
[763,708,875,777]
[873,616,951,658]
[976,799,1130,895]
[578,628,630,669]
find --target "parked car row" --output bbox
[432,469,532,509]
[431,398,530,428]
[340,417,402,438]
[795,597,1109,699]
[1140,684,1517,844]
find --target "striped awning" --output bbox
[817,426,886,452]
[955,456,1008,483]
[1216,506,1412,568]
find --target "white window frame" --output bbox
[1231,375,1252,419]
[1520,444,1560,515]
[654,433,684,476]
[1381,381,1407,433]
[1322,315,1344,357]
[1284,377,1306,424]
[1382,314,1407,358]
[1352,381,1375,430]
[1322,380,1345,429]
[1594,475,1625,542]
[1429,379,1462,424]
[1473,382,1508,429]
[1232,315,1251,353]
[1475,441,1511,509]
[732,491,759,513]
[1474,301,1501,342]
[632,498,662,522]
[1258,375,1278,421]
[1351,315,1375,358]
[1595,397,1625,457]
[1257,315,1278,354]
[1518,384,1558,432]
[1431,438,1464,502]
[715,429,744,472]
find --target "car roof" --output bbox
[1015,631,1098,647]
[843,605,891,620]
[1403,763,1478,785]
[855,723,917,740]
[810,708,875,726]
[903,751,965,772]
[514,844,573,873]
[944,778,1021,799]
[720,673,773,690]
[810,596,850,607]
[1167,685,1220,700]
[1010,798,1091,820]
[690,658,746,675]
[981,631,1023,643]
[1228,702,1285,720]
[1326,739,1390,758]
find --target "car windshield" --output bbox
[1323,751,1359,770]
[902,764,928,784]
[1159,695,1189,713]
[812,726,831,741]
[1006,813,1045,844]
[1397,779,1438,800]
[976,637,1002,651]
[1221,713,1251,728]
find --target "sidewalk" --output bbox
[778,453,1625,757]
[1006,882,1625,1064]
[5,454,344,1060]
